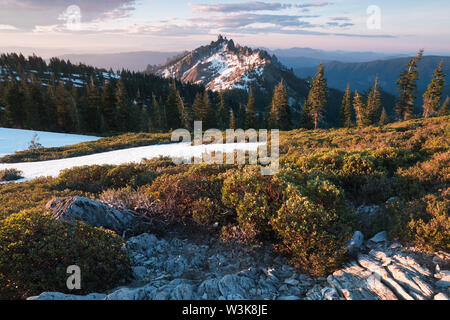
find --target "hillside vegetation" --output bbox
[0,116,448,298]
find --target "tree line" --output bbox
[0,51,448,136]
[0,53,205,134]
[336,50,449,129]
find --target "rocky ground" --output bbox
[29,197,449,301]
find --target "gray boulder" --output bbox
[46,197,148,233]
[369,231,388,244]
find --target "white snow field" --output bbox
[0,128,100,157]
[0,142,263,181]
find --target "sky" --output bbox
[1,0,449,57]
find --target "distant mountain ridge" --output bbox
[59,51,181,72]
[263,47,408,69]
[293,56,450,101]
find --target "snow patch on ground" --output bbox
[0,142,264,181]
[0,128,99,158]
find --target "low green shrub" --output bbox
[393,151,450,199]
[408,191,450,252]
[56,163,159,193]
[0,209,131,300]
[408,189,450,253]
[271,181,353,276]
[192,197,224,225]
[57,165,112,193]
[222,166,285,239]
[369,189,449,253]
[0,168,23,181]
[0,178,88,219]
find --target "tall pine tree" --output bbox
[114,79,130,132]
[395,49,424,120]
[217,91,230,130]
[269,80,291,130]
[165,80,182,130]
[229,108,237,130]
[54,82,75,132]
[339,84,353,128]
[85,76,102,132]
[193,91,216,129]
[423,60,446,118]
[101,80,117,132]
[353,90,370,127]
[4,81,25,128]
[307,63,328,129]
[245,87,257,129]
[367,76,382,125]
[379,107,389,126]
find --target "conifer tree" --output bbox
[70,86,82,132]
[179,95,193,131]
[203,91,216,129]
[85,76,101,132]
[423,60,446,118]
[150,93,166,132]
[54,82,75,132]
[135,90,149,132]
[269,80,291,130]
[101,80,117,132]
[238,104,246,129]
[4,81,25,128]
[339,84,353,128]
[193,91,216,128]
[299,99,313,129]
[307,63,328,129]
[229,108,236,130]
[353,90,370,127]
[367,76,382,125]
[115,79,130,132]
[245,87,257,129]
[379,107,389,126]
[149,94,159,132]
[45,86,58,131]
[217,91,230,130]
[25,78,44,130]
[395,49,424,120]
[193,92,205,122]
[165,80,182,130]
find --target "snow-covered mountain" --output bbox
[154,35,308,96]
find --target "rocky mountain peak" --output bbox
[155,35,278,92]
